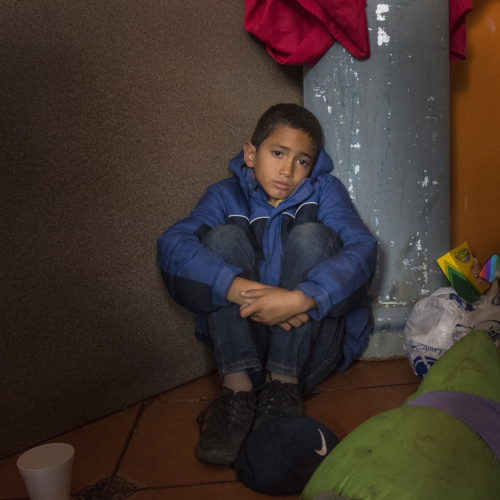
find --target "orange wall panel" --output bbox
[450,0,500,263]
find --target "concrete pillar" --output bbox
[304,0,450,357]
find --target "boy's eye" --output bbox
[272,150,283,157]
[298,159,310,167]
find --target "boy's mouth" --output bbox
[273,181,290,190]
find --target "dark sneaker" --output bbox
[195,387,255,464]
[253,379,303,428]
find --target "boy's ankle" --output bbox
[223,371,253,393]
[268,372,298,385]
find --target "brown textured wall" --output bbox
[0,0,302,457]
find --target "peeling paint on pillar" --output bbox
[304,0,450,358]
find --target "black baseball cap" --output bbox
[234,416,339,495]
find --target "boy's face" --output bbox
[243,126,315,206]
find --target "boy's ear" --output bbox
[243,141,256,168]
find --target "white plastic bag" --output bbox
[403,281,500,378]
[457,280,500,344]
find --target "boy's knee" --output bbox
[287,222,341,255]
[280,223,341,287]
[202,224,257,271]
[202,224,247,250]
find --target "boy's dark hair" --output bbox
[250,103,323,161]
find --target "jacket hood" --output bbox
[228,147,334,198]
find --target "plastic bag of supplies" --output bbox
[404,280,500,378]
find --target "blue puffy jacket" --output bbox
[158,148,377,369]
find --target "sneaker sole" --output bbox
[195,444,239,465]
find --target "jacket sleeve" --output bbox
[296,175,377,320]
[157,180,242,314]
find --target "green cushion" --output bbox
[301,331,500,500]
[408,329,500,404]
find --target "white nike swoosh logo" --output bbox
[314,428,327,456]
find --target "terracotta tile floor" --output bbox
[0,359,419,499]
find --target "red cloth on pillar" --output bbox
[243,0,370,66]
[244,0,472,66]
[450,0,473,61]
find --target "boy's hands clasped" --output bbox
[240,287,313,331]
[227,277,316,331]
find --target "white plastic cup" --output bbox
[16,443,74,500]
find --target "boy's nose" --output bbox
[280,161,293,177]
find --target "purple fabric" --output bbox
[407,391,500,462]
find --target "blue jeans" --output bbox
[200,222,344,391]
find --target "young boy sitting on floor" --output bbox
[157,103,377,465]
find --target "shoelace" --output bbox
[257,380,301,416]
[196,389,255,434]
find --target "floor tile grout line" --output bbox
[317,381,419,392]
[109,479,239,493]
[148,395,214,405]
[104,402,147,494]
